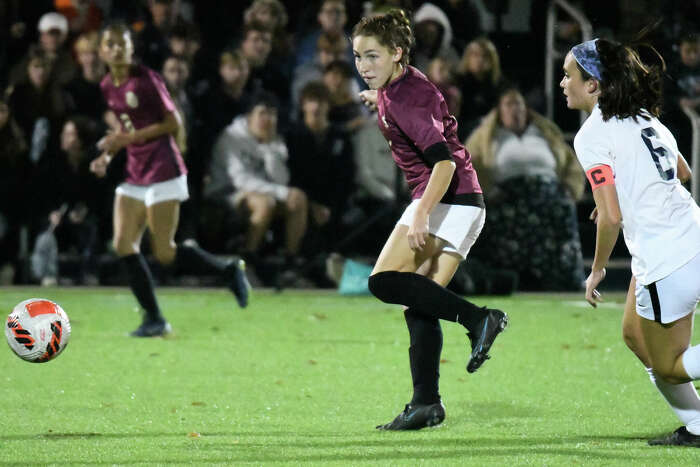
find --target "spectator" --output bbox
[243,0,293,60]
[64,31,106,121]
[286,82,355,243]
[7,46,68,164]
[0,99,30,284]
[429,0,483,51]
[411,2,460,72]
[290,31,355,120]
[295,0,351,68]
[206,92,308,264]
[426,56,462,118]
[455,36,503,139]
[666,32,700,161]
[466,86,585,290]
[30,116,107,285]
[323,60,366,132]
[54,0,104,36]
[135,0,182,70]
[9,12,76,86]
[162,55,191,156]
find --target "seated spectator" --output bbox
[466,87,585,291]
[323,60,366,132]
[666,32,700,158]
[455,37,503,140]
[64,31,106,121]
[295,0,351,68]
[0,99,30,284]
[290,31,355,120]
[286,82,355,243]
[9,12,76,86]
[162,55,191,156]
[30,116,108,285]
[412,2,460,72]
[135,0,186,70]
[206,92,308,265]
[243,0,293,61]
[7,46,68,164]
[426,56,462,118]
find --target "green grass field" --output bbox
[1,287,700,466]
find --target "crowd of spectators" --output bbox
[0,0,697,290]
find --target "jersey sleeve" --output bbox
[391,90,447,153]
[573,127,612,171]
[145,68,178,114]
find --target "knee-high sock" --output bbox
[121,254,162,322]
[175,240,228,275]
[682,345,700,380]
[405,308,442,405]
[368,271,488,332]
[647,367,700,435]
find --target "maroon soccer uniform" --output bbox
[101,64,187,185]
[376,66,483,206]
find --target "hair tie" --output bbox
[572,39,605,82]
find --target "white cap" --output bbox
[38,12,68,35]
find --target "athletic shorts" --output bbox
[396,199,485,259]
[636,251,700,324]
[115,175,189,207]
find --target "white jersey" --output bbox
[574,104,700,285]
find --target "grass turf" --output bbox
[1,287,699,465]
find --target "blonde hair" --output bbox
[243,0,288,29]
[459,37,501,85]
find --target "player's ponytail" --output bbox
[352,9,414,66]
[595,34,665,121]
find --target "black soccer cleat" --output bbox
[648,426,700,447]
[130,320,172,338]
[466,308,508,373]
[226,258,250,308]
[376,402,446,431]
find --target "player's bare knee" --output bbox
[152,244,176,265]
[113,236,138,257]
[652,363,689,385]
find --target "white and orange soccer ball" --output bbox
[5,298,71,363]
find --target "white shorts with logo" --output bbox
[115,174,189,207]
[636,251,700,324]
[397,199,485,259]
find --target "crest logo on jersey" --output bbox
[382,115,389,129]
[126,91,139,109]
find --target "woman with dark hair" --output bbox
[352,9,508,431]
[562,37,700,447]
[91,24,249,337]
[467,86,585,290]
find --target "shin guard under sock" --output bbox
[368,271,487,332]
[121,253,162,322]
[405,308,442,405]
[175,240,228,276]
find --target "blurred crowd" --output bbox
[0,0,698,290]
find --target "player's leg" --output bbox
[113,194,167,336]
[147,200,249,308]
[624,276,700,444]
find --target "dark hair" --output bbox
[352,9,414,66]
[324,59,354,79]
[679,31,699,45]
[246,90,279,113]
[243,20,273,38]
[594,38,665,121]
[300,81,331,105]
[99,23,132,45]
[65,115,99,146]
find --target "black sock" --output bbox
[405,308,442,405]
[175,241,228,276]
[121,254,162,322]
[368,271,487,332]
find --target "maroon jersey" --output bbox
[101,64,187,185]
[376,66,482,206]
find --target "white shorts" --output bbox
[397,199,485,259]
[115,175,189,207]
[636,251,700,324]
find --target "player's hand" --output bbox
[585,268,606,308]
[407,211,429,251]
[90,153,111,178]
[589,206,598,224]
[97,131,132,153]
[359,90,378,111]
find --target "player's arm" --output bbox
[678,153,691,183]
[586,164,622,306]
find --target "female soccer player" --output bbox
[562,37,700,446]
[90,24,249,337]
[352,10,508,431]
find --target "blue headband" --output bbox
[572,39,604,82]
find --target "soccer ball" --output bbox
[5,298,71,363]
